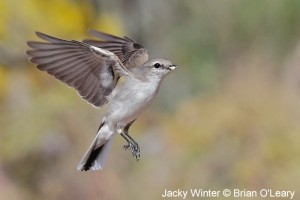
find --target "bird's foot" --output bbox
[121,132,141,161]
[123,141,140,161]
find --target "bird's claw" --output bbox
[123,141,140,161]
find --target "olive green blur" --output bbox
[1,0,300,199]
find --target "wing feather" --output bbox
[83,29,149,67]
[27,32,128,108]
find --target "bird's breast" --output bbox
[107,78,160,126]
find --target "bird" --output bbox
[26,29,177,171]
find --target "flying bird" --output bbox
[26,30,177,171]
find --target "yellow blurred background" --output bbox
[1,0,300,199]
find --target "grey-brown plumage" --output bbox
[83,29,149,68]
[27,32,126,107]
[26,30,177,171]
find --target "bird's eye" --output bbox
[154,63,161,68]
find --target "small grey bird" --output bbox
[26,30,177,171]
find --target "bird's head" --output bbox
[141,58,177,79]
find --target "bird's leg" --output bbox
[123,131,140,160]
[120,133,132,150]
[121,120,140,161]
[121,132,140,160]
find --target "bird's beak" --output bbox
[168,64,178,70]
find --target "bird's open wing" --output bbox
[83,29,149,68]
[26,32,129,107]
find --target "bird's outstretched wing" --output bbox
[83,29,149,68]
[26,32,129,108]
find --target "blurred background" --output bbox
[1,0,300,199]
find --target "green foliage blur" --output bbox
[1,0,300,199]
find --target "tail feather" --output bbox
[77,123,114,171]
[82,145,104,171]
[90,136,114,170]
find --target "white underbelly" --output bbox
[113,94,152,124]
[106,76,160,128]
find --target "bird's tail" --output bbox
[77,124,114,171]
